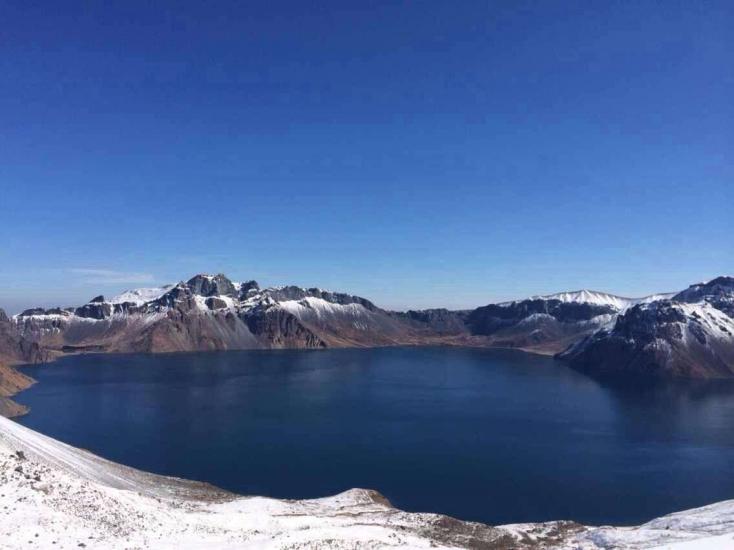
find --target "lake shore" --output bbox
[2,413,733,549]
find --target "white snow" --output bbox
[278,297,372,327]
[678,302,734,343]
[500,289,677,311]
[11,312,71,322]
[2,413,734,549]
[0,416,481,549]
[109,285,173,305]
[638,293,676,304]
[534,289,634,309]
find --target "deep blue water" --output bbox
[15,347,734,526]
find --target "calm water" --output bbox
[15,347,734,526]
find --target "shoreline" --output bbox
[1,413,733,548]
[1,341,560,419]
[0,363,37,418]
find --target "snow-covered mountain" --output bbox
[560,277,734,378]
[464,290,630,354]
[530,289,675,310]
[108,285,174,305]
[7,273,734,388]
[11,274,425,355]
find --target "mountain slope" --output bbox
[560,277,734,378]
[0,308,44,417]
[2,414,733,549]
[463,297,618,354]
[9,273,734,381]
[12,274,429,355]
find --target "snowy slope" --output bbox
[530,289,675,311]
[1,415,733,549]
[532,290,634,309]
[561,277,734,378]
[109,285,173,305]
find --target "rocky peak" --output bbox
[239,280,260,299]
[673,276,734,317]
[0,309,8,323]
[90,295,106,303]
[152,283,193,308]
[186,274,237,297]
[264,286,379,311]
[75,301,112,320]
[611,300,686,342]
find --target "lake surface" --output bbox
[15,347,734,526]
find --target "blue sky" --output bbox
[1,0,732,313]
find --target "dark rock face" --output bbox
[466,300,615,335]
[90,295,106,303]
[152,284,197,311]
[9,272,733,380]
[239,281,260,299]
[393,309,469,335]
[266,286,379,312]
[75,302,113,320]
[242,307,326,349]
[205,297,228,310]
[1,307,44,417]
[0,308,45,366]
[20,308,50,317]
[673,276,734,316]
[561,295,734,379]
[186,274,237,298]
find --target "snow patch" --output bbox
[109,286,173,305]
[279,297,371,325]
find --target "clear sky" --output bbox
[1,1,732,313]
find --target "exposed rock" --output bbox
[9,273,734,379]
[0,396,28,418]
[0,308,40,417]
[204,297,228,310]
[238,280,260,299]
[75,302,113,320]
[673,276,734,316]
[242,306,326,349]
[186,274,237,297]
[560,285,734,379]
[392,309,469,335]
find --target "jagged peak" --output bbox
[186,273,237,297]
[673,276,734,303]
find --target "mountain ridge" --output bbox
[2,272,733,418]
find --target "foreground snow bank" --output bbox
[1,416,733,549]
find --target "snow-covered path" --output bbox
[1,415,733,549]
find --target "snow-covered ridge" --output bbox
[528,289,675,310]
[109,285,173,305]
[1,415,733,549]
[278,296,369,318]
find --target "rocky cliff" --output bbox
[7,273,734,385]
[0,308,44,417]
[560,277,734,378]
